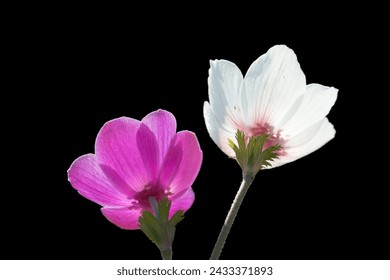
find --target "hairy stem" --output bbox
[210,173,254,260]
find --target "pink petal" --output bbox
[95,117,160,193]
[136,123,160,183]
[169,188,195,218]
[67,154,129,207]
[159,131,202,196]
[98,164,136,197]
[101,207,142,230]
[142,109,177,163]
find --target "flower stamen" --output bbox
[245,123,286,156]
[134,185,166,211]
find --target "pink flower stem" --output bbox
[160,221,173,260]
[160,246,173,260]
[149,197,173,260]
[210,173,255,260]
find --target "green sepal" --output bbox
[139,211,162,248]
[228,130,281,176]
[139,197,184,254]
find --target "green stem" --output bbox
[148,197,174,260]
[210,173,254,260]
[160,247,173,260]
[160,222,174,260]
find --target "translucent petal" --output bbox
[207,59,245,128]
[244,45,306,127]
[101,207,142,230]
[280,84,338,137]
[169,188,195,218]
[266,118,335,168]
[204,101,236,157]
[142,109,177,163]
[158,131,202,195]
[67,154,129,207]
[95,117,159,193]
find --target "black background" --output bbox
[4,10,388,260]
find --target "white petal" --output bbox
[280,84,338,137]
[207,59,246,128]
[204,101,236,157]
[287,118,335,158]
[244,45,306,127]
[264,118,335,168]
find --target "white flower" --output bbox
[204,45,338,168]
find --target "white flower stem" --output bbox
[210,173,254,260]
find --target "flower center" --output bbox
[131,185,172,211]
[246,123,286,156]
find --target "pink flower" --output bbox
[67,109,202,230]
